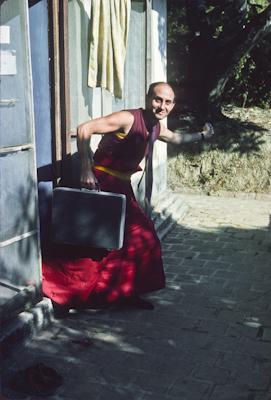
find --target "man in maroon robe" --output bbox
[42,82,214,316]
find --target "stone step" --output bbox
[152,189,177,212]
[152,191,189,239]
[0,298,53,360]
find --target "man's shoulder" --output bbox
[109,109,135,124]
[122,108,143,127]
[124,108,143,115]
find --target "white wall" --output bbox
[150,0,168,205]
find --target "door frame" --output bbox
[48,0,71,184]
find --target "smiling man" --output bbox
[42,82,214,316]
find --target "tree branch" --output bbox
[209,4,271,102]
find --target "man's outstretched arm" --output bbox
[158,122,214,144]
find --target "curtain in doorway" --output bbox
[87,0,131,99]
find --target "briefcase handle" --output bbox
[80,182,100,192]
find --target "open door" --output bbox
[0,0,42,319]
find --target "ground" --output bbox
[2,193,271,400]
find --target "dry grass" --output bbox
[167,106,271,195]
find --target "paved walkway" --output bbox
[2,194,271,400]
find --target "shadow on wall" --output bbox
[1,222,271,398]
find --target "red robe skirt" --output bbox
[42,169,165,307]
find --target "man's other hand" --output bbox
[202,122,214,140]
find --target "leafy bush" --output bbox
[167,0,271,109]
[223,35,271,108]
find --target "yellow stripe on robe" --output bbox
[115,132,128,139]
[94,165,132,181]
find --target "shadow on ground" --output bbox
[2,223,271,400]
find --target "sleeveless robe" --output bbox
[42,109,165,307]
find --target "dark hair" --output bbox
[147,82,175,100]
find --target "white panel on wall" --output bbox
[150,0,168,200]
[151,0,167,82]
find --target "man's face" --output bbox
[146,84,175,120]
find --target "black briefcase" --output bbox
[51,187,126,250]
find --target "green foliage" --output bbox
[167,0,271,108]
[223,35,271,108]
[221,0,271,108]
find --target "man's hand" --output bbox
[80,168,99,190]
[202,122,214,140]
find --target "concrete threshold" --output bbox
[1,298,53,360]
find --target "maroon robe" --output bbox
[42,109,165,307]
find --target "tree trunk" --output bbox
[186,3,271,121]
[209,4,271,105]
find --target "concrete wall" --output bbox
[0,0,41,290]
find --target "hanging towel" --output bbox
[88,0,131,98]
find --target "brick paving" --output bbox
[2,194,271,400]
